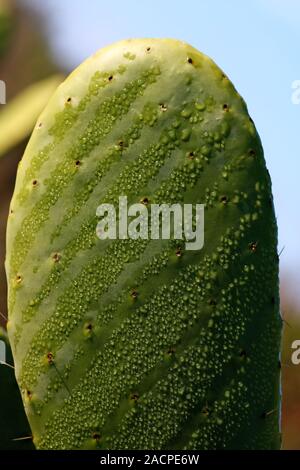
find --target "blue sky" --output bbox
[23,0,300,281]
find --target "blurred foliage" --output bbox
[0,327,34,449]
[281,298,300,450]
[0,1,63,449]
[0,0,58,97]
[0,0,13,58]
[0,0,63,321]
[0,74,62,157]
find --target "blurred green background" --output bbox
[0,0,299,450]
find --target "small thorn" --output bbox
[12,436,33,442]
[278,246,285,258]
[282,318,292,328]
[159,103,167,112]
[130,289,138,300]
[46,352,71,395]
[52,361,71,396]
[0,361,15,369]
[248,241,258,253]
[167,347,176,356]
[140,197,149,205]
[220,195,228,204]
[281,362,292,368]
[266,409,277,417]
[261,408,277,419]
[201,403,210,417]
[239,349,247,359]
[0,311,8,322]
[130,392,139,402]
[46,352,54,364]
[187,151,195,159]
[52,252,61,263]
[280,311,292,328]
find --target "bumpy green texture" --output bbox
[0,328,34,449]
[6,39,281,450]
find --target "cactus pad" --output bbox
[6,39,281,450]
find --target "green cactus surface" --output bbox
[5,38,281,450]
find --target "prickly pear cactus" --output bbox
[6,39,281,450]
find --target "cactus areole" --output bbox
[6,39,281,450]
